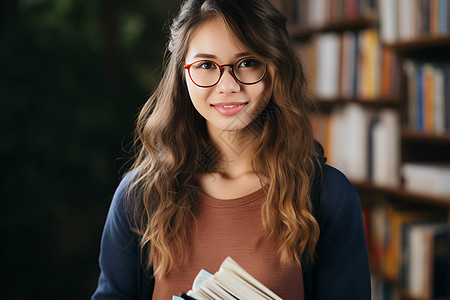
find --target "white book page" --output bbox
[214,270,266,300]
[202,277,237,300]
[219,257,283,300]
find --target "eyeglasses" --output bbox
[184,57,267,88]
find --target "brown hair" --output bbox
[127,0,320,278]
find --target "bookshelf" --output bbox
[275,0,450,299]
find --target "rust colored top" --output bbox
[152,188,304,300]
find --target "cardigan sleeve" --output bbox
[310,165,371,299]
[91,173,154,300]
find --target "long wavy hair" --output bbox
[127,0,320,278]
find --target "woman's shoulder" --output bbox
[106,170,142,226]
[317,164,360,221]
[321,164,357,195]
[115,170,138,197]
[312,142,358,206]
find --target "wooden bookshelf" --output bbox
[279,0,450,299]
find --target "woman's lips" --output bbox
[211,102,248,116]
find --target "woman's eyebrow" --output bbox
[192,53,217,59]
[235,52,251,58]
[191,52,252,60]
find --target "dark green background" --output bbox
[1,0,179,298]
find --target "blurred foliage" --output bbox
[0,0,180,298]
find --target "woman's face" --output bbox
[185,19,273,135]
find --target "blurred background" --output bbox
[1,0,180,298]
[3,1,450,300]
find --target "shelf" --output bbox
[315,97,400,110]
[353,180,450,208]
[288,16,377,40]
[385,35,450,52]
[401,129,450,145]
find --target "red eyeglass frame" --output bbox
[183,59,267,88]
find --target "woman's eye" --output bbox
[195,61,216,69]
[238,59,260,68]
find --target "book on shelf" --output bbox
[173,257,283,300]
[364,203,388,272]
[371,222,450,300]
[402,163,450,197]
[403,59,450,134]
[312,105,400,186]
[404,222,450,299]
[295,29,396,101]
[370,275,400,300]
[358,28,381,100]
[340,31,358,98]
[378,0,398,44]
[344,103,369,180]
[383,207,440,281]
[314,33,341,99]
[369,109,400,186]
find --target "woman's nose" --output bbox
[216,67,240,95]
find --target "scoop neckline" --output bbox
[197,187,266,207]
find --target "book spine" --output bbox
[446,65,450,130]
[438,0,448,34]
[379,0,398,43]
[314,33,341,98]
[417,66,424,131]
[431,230,450,298]
[423,64,435,133]
[434,65,446,134]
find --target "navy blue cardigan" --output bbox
[92,164,371,299]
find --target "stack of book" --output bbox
[172,257,283,300]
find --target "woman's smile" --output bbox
[210,101,248,116]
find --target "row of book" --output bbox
[403,60,450,134]
[379,0,450,43]
[363,202,450,299]
[312,104,400,185]
[312,104,450,198]
[296,29,398,100]
[291,0,377,28]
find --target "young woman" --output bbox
[92,0,371,299]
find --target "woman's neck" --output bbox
[207,124,258,179]
[196,124,263,199]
